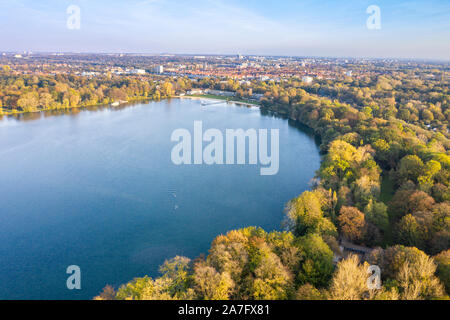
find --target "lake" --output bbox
[0,98,320,299]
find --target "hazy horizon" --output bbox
[3,51,450,62]
[1,0,449,60]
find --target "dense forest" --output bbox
[0,65,187,115]
[1,64,448,300]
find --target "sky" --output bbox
[0,0,449,60]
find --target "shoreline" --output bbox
[0,95,260,118]
[0,96,153,117]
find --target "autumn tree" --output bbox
[193,264,234,300]
[380,246,445,299]
[328,254,369,300]
[338,206,366,243]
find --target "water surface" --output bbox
[0,99,320,299]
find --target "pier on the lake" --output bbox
[201,100,226,106]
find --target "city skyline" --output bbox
[0,0,449,60]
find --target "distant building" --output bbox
[81,71,99,77]
[187,89,204,95]
[302,76,313,84]
[132,69,146,75]
[346,71,353,77]
[205,89,235,97]
[154,65,164,74]
[251,93,264,101]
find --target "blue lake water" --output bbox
[0,98,320,299]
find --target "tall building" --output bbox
[154,65,164,74]
[302,76,313,84]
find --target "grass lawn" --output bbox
[380,173,395,205]
[380,173,397,247]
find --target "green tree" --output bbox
[246,241,293,300]
[285,191,337,237]
[295,283,326,300]
[297,234,334,288]
[364,200,389,233]
[397,155,424,183]
[418,160,442,192]
[396,214,425,249]
[434,250,450,295]
[158,256,193,298]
